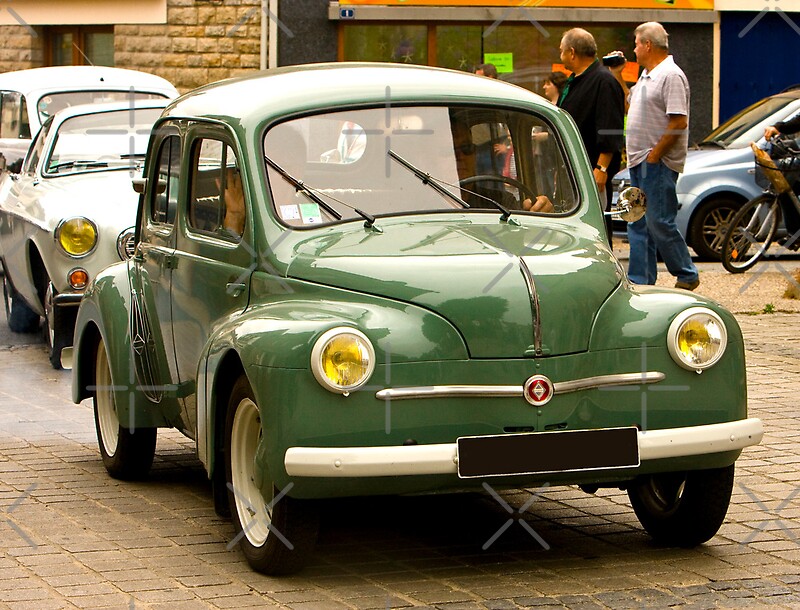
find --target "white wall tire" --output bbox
[224,375,318,574]
[93,338,156,479]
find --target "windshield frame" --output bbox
[261,101,580,230]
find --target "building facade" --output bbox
[1,1,799,138]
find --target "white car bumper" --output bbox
[284,418,763,478]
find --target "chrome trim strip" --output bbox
[375,372,664,401]
[554,372,666,394]
[518,257,542,356]
[284,418,763,478]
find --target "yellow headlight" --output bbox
[56,217,97,257]
[311,328,375,394]
[668,308,727,371]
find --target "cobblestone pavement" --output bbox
[1,310,799,609]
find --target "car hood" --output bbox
[286,218,622,358]
[684,146,752,171]
[19,169,140,230]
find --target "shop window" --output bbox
[342,24,428,65]
[46,26,115,67]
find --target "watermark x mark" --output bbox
[482,482,550,550]
[227,5,294,38]
[739,483,800,544]
[484,0,549,39]
[738,0,800,39]
[2,483,38,549]
[226,481,295,550]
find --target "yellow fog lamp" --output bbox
[311,327,376,394]
[667,307,727,372]
[56,217,97,257]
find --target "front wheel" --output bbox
[44,281,72,369]
[225,375,318,575]
[93,338,156,479]
[628,464,734,547]
[687,197,741,260]
[721,194,781,273]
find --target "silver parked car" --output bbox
[0,100,167,368]
[613,88,800,260]
[0,66,178,173]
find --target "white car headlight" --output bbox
[311,327,375,394]
[667,307,727,372]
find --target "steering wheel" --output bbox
[458,174,538,208]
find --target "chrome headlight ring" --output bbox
[310,327,376,395]
[54,216,98,258]
[667,307,727,372]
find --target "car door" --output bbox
[169,128,252,435]
[131,126,184,414]
[0,119,49,308]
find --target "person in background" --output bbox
[542,71,568,105]
[625,22,699,291]
[765,113,800,141]
[474,63,498,79]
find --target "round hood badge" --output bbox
[524,374,554,406]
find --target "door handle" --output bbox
[226,282,246,297]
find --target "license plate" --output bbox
[457,427,640,478]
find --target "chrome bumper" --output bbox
[284,418,763,478]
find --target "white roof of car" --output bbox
[0,66,178,98]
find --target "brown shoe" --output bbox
[675,278,700,291]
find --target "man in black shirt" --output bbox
[558,28,625,244]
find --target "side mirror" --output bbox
[606,186,646,223]
[132,177,147,194]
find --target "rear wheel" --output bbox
[721,194,781,273]
[225,375,318,575]
[3,273,40,333]
[628,464,734,547]
[93,338,156,479]
[688,197,741,260]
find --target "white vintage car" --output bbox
[0,66,178,172]
[0,100,167,367]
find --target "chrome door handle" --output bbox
[226,282,246,297]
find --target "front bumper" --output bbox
[284,417,763,478]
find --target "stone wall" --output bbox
[115,0,263,93]
[0,26,44,73]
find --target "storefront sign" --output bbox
[345,1,713,8]
[484,53,514,74]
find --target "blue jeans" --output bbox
[626,161,698,285]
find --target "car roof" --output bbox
[163,62,552,127]
[0,66,178,97]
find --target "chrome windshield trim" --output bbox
[375,372,664,401]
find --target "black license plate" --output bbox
[457,427,640,478]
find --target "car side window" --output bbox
[151,135,180,225]
[188,139,244,240]
[0,91,30,139]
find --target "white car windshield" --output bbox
[264,105,578,228]
[37,90,168,122]
[44,107,162,176]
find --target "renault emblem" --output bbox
[524,374,554,405]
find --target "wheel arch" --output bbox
[73,320,102,403]
[685,191,750,240]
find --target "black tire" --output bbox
[44,281,72,370]
[628,464,734,547]
[93,338,156,480]
[687,197,742,260]
[3,273,40,333]
[721,194,781,273]
[224,375,318,575]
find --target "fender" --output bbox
[72,260,182,429]
[196,286,471,473]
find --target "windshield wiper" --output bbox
[388,150,470,209]
[264,155,342,221]
[48,160,109,172]
[388,150,514,221]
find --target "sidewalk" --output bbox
[613,235,800,314]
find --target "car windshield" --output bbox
[264,105,578,228]
[44,107,162,176]
[702,95,800,149]
[37,90,168,122]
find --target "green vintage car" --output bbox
[70,63,763,575]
